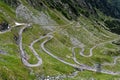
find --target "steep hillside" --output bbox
[0,0,120,80]
[2,0,120,19]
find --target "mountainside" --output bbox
[3,0,120,19]
[0,0,120,80]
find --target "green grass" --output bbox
[38,51,74,75]
[65,70,120,80]
[19,24,75,76]
[0,54,35,80]
[0,1,120,79]
[30,40,75,76]
[45,38,74,63]
[47,9,68,25]
[23,46,39,64]
[0,1,16,22]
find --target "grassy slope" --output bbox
[0,1,120,80]
[0,1,35,79]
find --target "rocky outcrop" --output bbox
[16,4,57,31]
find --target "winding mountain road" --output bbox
[41,34,79,68]
[79,37,119,58]
[79,45,97,57]
[72,47,120,75]
[2,21,120,75]
[19,23,42,67]
[18,22,75,68]
[40,33,120,75]
[102,56,120,66]
[72,47,85,66]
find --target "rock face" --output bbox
[70,37,84,47]
[16,4,57,31]
[16,4,33,22]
